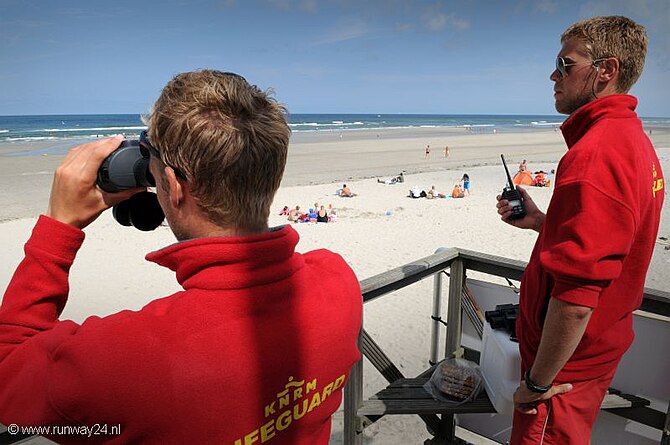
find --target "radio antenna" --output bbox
[501,154,514,188]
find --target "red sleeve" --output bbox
[539,180,636,308]
[0,215,84,425]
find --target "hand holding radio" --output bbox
[47,136,145,230]
[497,154,545,232]
[496,186,545,232]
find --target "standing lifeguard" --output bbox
[496,16,664,444]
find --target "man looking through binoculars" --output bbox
[0,70,362,445]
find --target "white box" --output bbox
[480,322,521,415]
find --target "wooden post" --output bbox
[343,328,363,445]
[430,269,444,365]
[445,258,464,359]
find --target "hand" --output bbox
[496,186,545,232]
[513,381,573,415]
[46,135,145,229]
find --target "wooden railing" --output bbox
[343,247,670,445]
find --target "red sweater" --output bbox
[0,217,362,444]
[518,95,664,382]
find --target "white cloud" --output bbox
[421,4,469,32]
[312,19,371,45]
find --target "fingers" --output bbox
[496,195,512,219]
[547,383,573,397]
[47,135,130,229]
[516,186,529,201]
[78,135,125,180]
[515,403,538,415]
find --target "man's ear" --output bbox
[596,57,619,83]
[164,166,185,209]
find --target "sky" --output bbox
[1,0,669,117]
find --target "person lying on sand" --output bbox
[339,184,357,197]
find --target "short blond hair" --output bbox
[562,16,647,93]
[144,70,290,232]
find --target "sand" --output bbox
[1,127,669,443]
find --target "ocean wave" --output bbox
[289,121,365,128]
[0,134,126,143]
[530,121,562,126]
[37,126,147,132]
[3,136,61,142]
[0,130,8,134]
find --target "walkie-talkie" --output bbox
[501,154,526,220]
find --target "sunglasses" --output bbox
[139,130,188,181]
[555,56,607,78]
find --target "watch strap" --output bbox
[524,369,552,393]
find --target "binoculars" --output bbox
[484,303,519,340]
[96,139,165,231]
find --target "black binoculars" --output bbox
[96,139,165,231]
[485,303,519,340]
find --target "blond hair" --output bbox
[143,70,290,232]
[561,16,647,93]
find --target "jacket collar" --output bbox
[146,225,304,290]
[560,94,638,148]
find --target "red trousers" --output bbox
[510,366,617,445]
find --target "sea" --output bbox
[1,113,668,153]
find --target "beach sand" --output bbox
[1,128,669,443]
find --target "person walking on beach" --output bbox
[0,70,362,445]
[444,145,450,158]
[425,144,431,159]
[496,16,664,444]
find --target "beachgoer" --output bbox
[425,144,431,159]
[317,206,328,223]
[496,17,664,444]
[308,207,318,223]
[519,159,527,172]
[533,171,547,187]
[427,185,445,199]
[451,183,464,198]
[328,205,338,223]
[461,174,470,196]
[409,185,424,198]
[0,70,363,444]
[279,205,289,216]
[444,145,450,158]
[288,205,302,222]
[340,184,356,197]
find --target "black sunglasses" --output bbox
[139,130,188,181]
[555,56,607,78]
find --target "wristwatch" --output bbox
[524,369,552,393]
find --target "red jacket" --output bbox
[518,95,664,382]
[0,216,362,444]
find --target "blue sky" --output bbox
[1,0,668,116]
